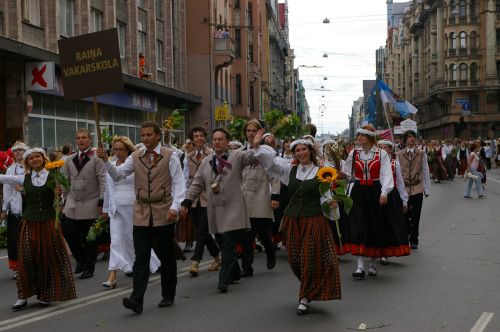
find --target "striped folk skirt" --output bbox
[17,219,76,302]
[282,215,341,302]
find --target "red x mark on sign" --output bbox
[32,64,47,88]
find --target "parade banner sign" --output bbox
[58,29,123,101]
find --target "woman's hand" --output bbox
[379,194,388,205]
[55,185,63,196]
[253,129,265,148]
[329,199,338,209]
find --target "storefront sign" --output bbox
[215,102,230,121]
[25,62,55,91]
[400,119,417,133]
[456,98,468,104]
[58,28,123,101]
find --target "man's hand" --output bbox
[379,195,388,205]
[96,147,109,162]
[271,200,279,210]
[0,212,6,220]
[180,206,189,219]
[329,199,338,209]
[403,204,408,214]
[14,185,23,193]
[167,209,178,223]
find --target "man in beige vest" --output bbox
[97,121,185,314]
[396,130,431,249]
[184,125,220,277]
[62,128,106,279]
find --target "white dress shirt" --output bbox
[441,144,453,160]
[394,159,408,206]
[342,146,394,196]
[104,143,186,212]
[2,163,25,215]
[0,168,49,187]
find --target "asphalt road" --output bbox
[0,169,498,332]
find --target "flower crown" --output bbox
[356,128,377,137]
[23,148,46,160]
[290,139,313,150]
[377,140,394,147]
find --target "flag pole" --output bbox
[378,79,395,142]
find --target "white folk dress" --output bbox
[104,160,160,273]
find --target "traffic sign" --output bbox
[456,98,468,104]
[462,102,471,115]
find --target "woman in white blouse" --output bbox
[102,136,160,289]
[0,148,76,311]
[253,131,341,316]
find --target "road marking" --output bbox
[470,312,494,332]
[0,260,214,331]
[487,177,500,184]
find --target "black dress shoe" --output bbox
[125,271,134,277]
[410,243,418,250]
[296,302,309,315]
[267,254,276,270]
[38,301,50,308]
[240,269,253,278]
[11,300,27,312]
[79,270,94,279]
[158,298,174,308]
[217,284,228,293]
[352,269,365,279]
[123,297,143,314]
[74,262,83,274]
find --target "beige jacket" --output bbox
[186,149,254,234]
[186,146,212,208]
[63,149,106,220]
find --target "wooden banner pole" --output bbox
[93,96,103,148]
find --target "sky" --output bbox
[287,0,389,135]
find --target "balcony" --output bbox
[448,49,457,56]
[471,16,479,24]
[471,80,479,86]
[470,48,479,56]
[448,17,456,25]
[449,80,457,87]
[459,80,468,87]
[459,17,466,24]
[213,38,236,68]
[458,48,467,56]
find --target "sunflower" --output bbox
[317,166,338,183]
[45,159,65,170]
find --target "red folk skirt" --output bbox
[17,219,76,302]
[282,215,341,302]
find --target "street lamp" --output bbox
[323,53,328,58]
[323,18,330,24]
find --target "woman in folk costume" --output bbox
[377,139,411,266]
[428,140,447,183]
[341,125,397,279]
[0,148,76,311]
[102,136,160,289]
[456,140,470,178]
[253,131,341,316]
[2,142,28,277]
[320,139,350,255]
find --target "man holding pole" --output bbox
[97,121,185,314]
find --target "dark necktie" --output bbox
[145,150,159,167]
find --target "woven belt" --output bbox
[355,179,380,186]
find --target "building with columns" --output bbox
[0,0,200,149]
[384,0,500,139]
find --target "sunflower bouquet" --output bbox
[86,216,109,242]
[45,159,70,229]
[317,166,353,248]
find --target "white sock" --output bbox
[298,298,309,310]
[357,256,364,270]
[14,299,26,306]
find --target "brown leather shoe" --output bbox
[208,256,221,272]
[189,261,199,277]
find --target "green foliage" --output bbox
[46,170,70,191]
[101,128,115,146]
[319,182,331,195]
[263,109,285,130]
[273,114,303,139]
[86,217,110,242]
[226,117,247,142]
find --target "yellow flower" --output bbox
[45,159,65,170]
[317,166,338,183]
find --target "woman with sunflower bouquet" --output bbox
[0,148,76,311]
[252,130,341,316]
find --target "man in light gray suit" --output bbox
[62,128,106,279]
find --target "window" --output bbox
[117,21,126,58]
[449,32,456,49]
[90,8,103,32]
[59,0,74,37]
[470,0,477,17]
[249,44,253,62]
[155,0,162,18]
[156,40,163,70]
[470,63,478,80]
[22,0,41,26]
[235,74,242,104]
[249,85,255,112]
[137,0,145,8]
[470,31,477,48]
[234,0,240,9]
[248,3,253,27]
[449,64,457,81]
[459,32,466,48]
[459,0,466,17]
[449,0,456,16]
[235,29,241,57]
[138,31,146,55]
[459,63,467,80]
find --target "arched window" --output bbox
[470,0,477,16]
[459,32,467,48]
[449,32,456,49]
[449,0,456,16]
[459,63,467,80]
[450,64,457,81]
[470,31,477,48]
[459,0,466,17]
[470,63,478,80]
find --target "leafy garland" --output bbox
[226,117,247,143]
